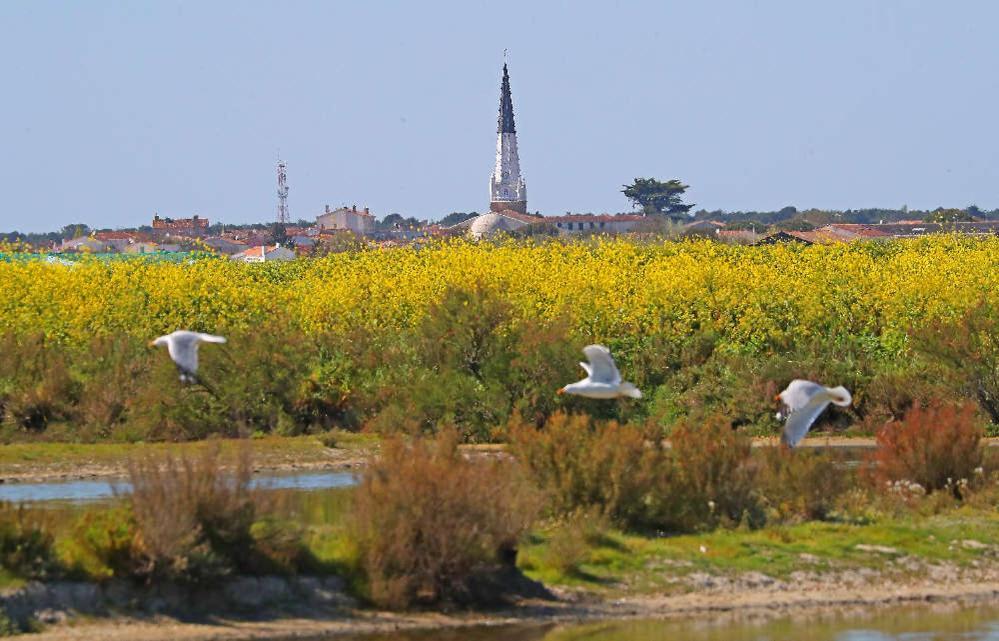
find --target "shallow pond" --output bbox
[339,604,999,641]
[0,470,357,503]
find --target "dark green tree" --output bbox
[270,222,289,245]
[924,208,972,224]
[621,178,694,219]
[59,223,91,239]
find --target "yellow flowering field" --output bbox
[0,236,995,353]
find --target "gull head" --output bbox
[150,336,167,348]
[828,386,853,407]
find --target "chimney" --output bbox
[364,207,369,215]
[352,205,357,213]
[325,205,330,214]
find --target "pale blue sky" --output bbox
[2,1,998,232]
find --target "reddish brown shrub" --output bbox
[508,412,660,528]
[348,429,539,609]
[650,415,761,532]
[869,401,984,496]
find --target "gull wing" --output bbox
[582,345,621,385]
[196,333,227,344]
[579,362,593,376]
[782,396,831,448]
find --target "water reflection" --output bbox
[340,605,999,641]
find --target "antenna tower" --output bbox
[276,160,290,224]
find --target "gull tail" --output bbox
[828,386,852,407]
[620,382,643,399]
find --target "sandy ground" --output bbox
[17,565,999,641]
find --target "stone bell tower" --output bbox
[489,62,528,214]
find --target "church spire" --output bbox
[498,63,516,134]
[489,61,527,214]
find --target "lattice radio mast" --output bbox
[276,159,290,224]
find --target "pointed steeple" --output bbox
[498,63,516,134]
[489,61,527,214]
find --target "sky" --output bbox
[2,1,998,232]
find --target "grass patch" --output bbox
[518,508,999,596]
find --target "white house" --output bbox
[547,214,646,236]
[231,245,296,263]
[316,205,375,235]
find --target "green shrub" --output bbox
[754,448,850,522]
[0,502,57,580]
[64,506,139,580]
[348,429,539,609]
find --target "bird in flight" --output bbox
[150,330,227,384]
[775,379,852,448]
[558,345,642,399]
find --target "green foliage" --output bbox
[0,503,58,581]
[621,177,694,219]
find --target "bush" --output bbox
[64,506,139,580]
[0,333,78,435]
[754,448,850,522]
[348,429,539,609]
[869,401,984,496]
[915,303,999,425]
[508,412,660,528]
[0,503,57,580]
[123,444,279,582]
[649,415,760,532]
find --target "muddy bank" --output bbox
[0,449,369,485]
[13,563,999,641]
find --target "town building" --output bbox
[231,244,296,263]
[316,205,375,235]
[123,242,160,254]
[203,237,248,255]
[548,214,646,236]
[151,214,209,238]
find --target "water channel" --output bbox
[0,470,357,503]
[339,604,999,641]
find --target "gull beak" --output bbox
[556,387,565,395]
[773,394,781,403]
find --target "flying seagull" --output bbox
[150,330,227,383]
[775,379,852,448]
[558,345,642,399]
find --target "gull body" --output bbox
[558,345,642,400]
[150,330,227,383]
[775,379,852,448]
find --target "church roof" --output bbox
[498,63,516,134]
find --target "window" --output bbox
[589,222,595,229]
[600,222,606,229]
